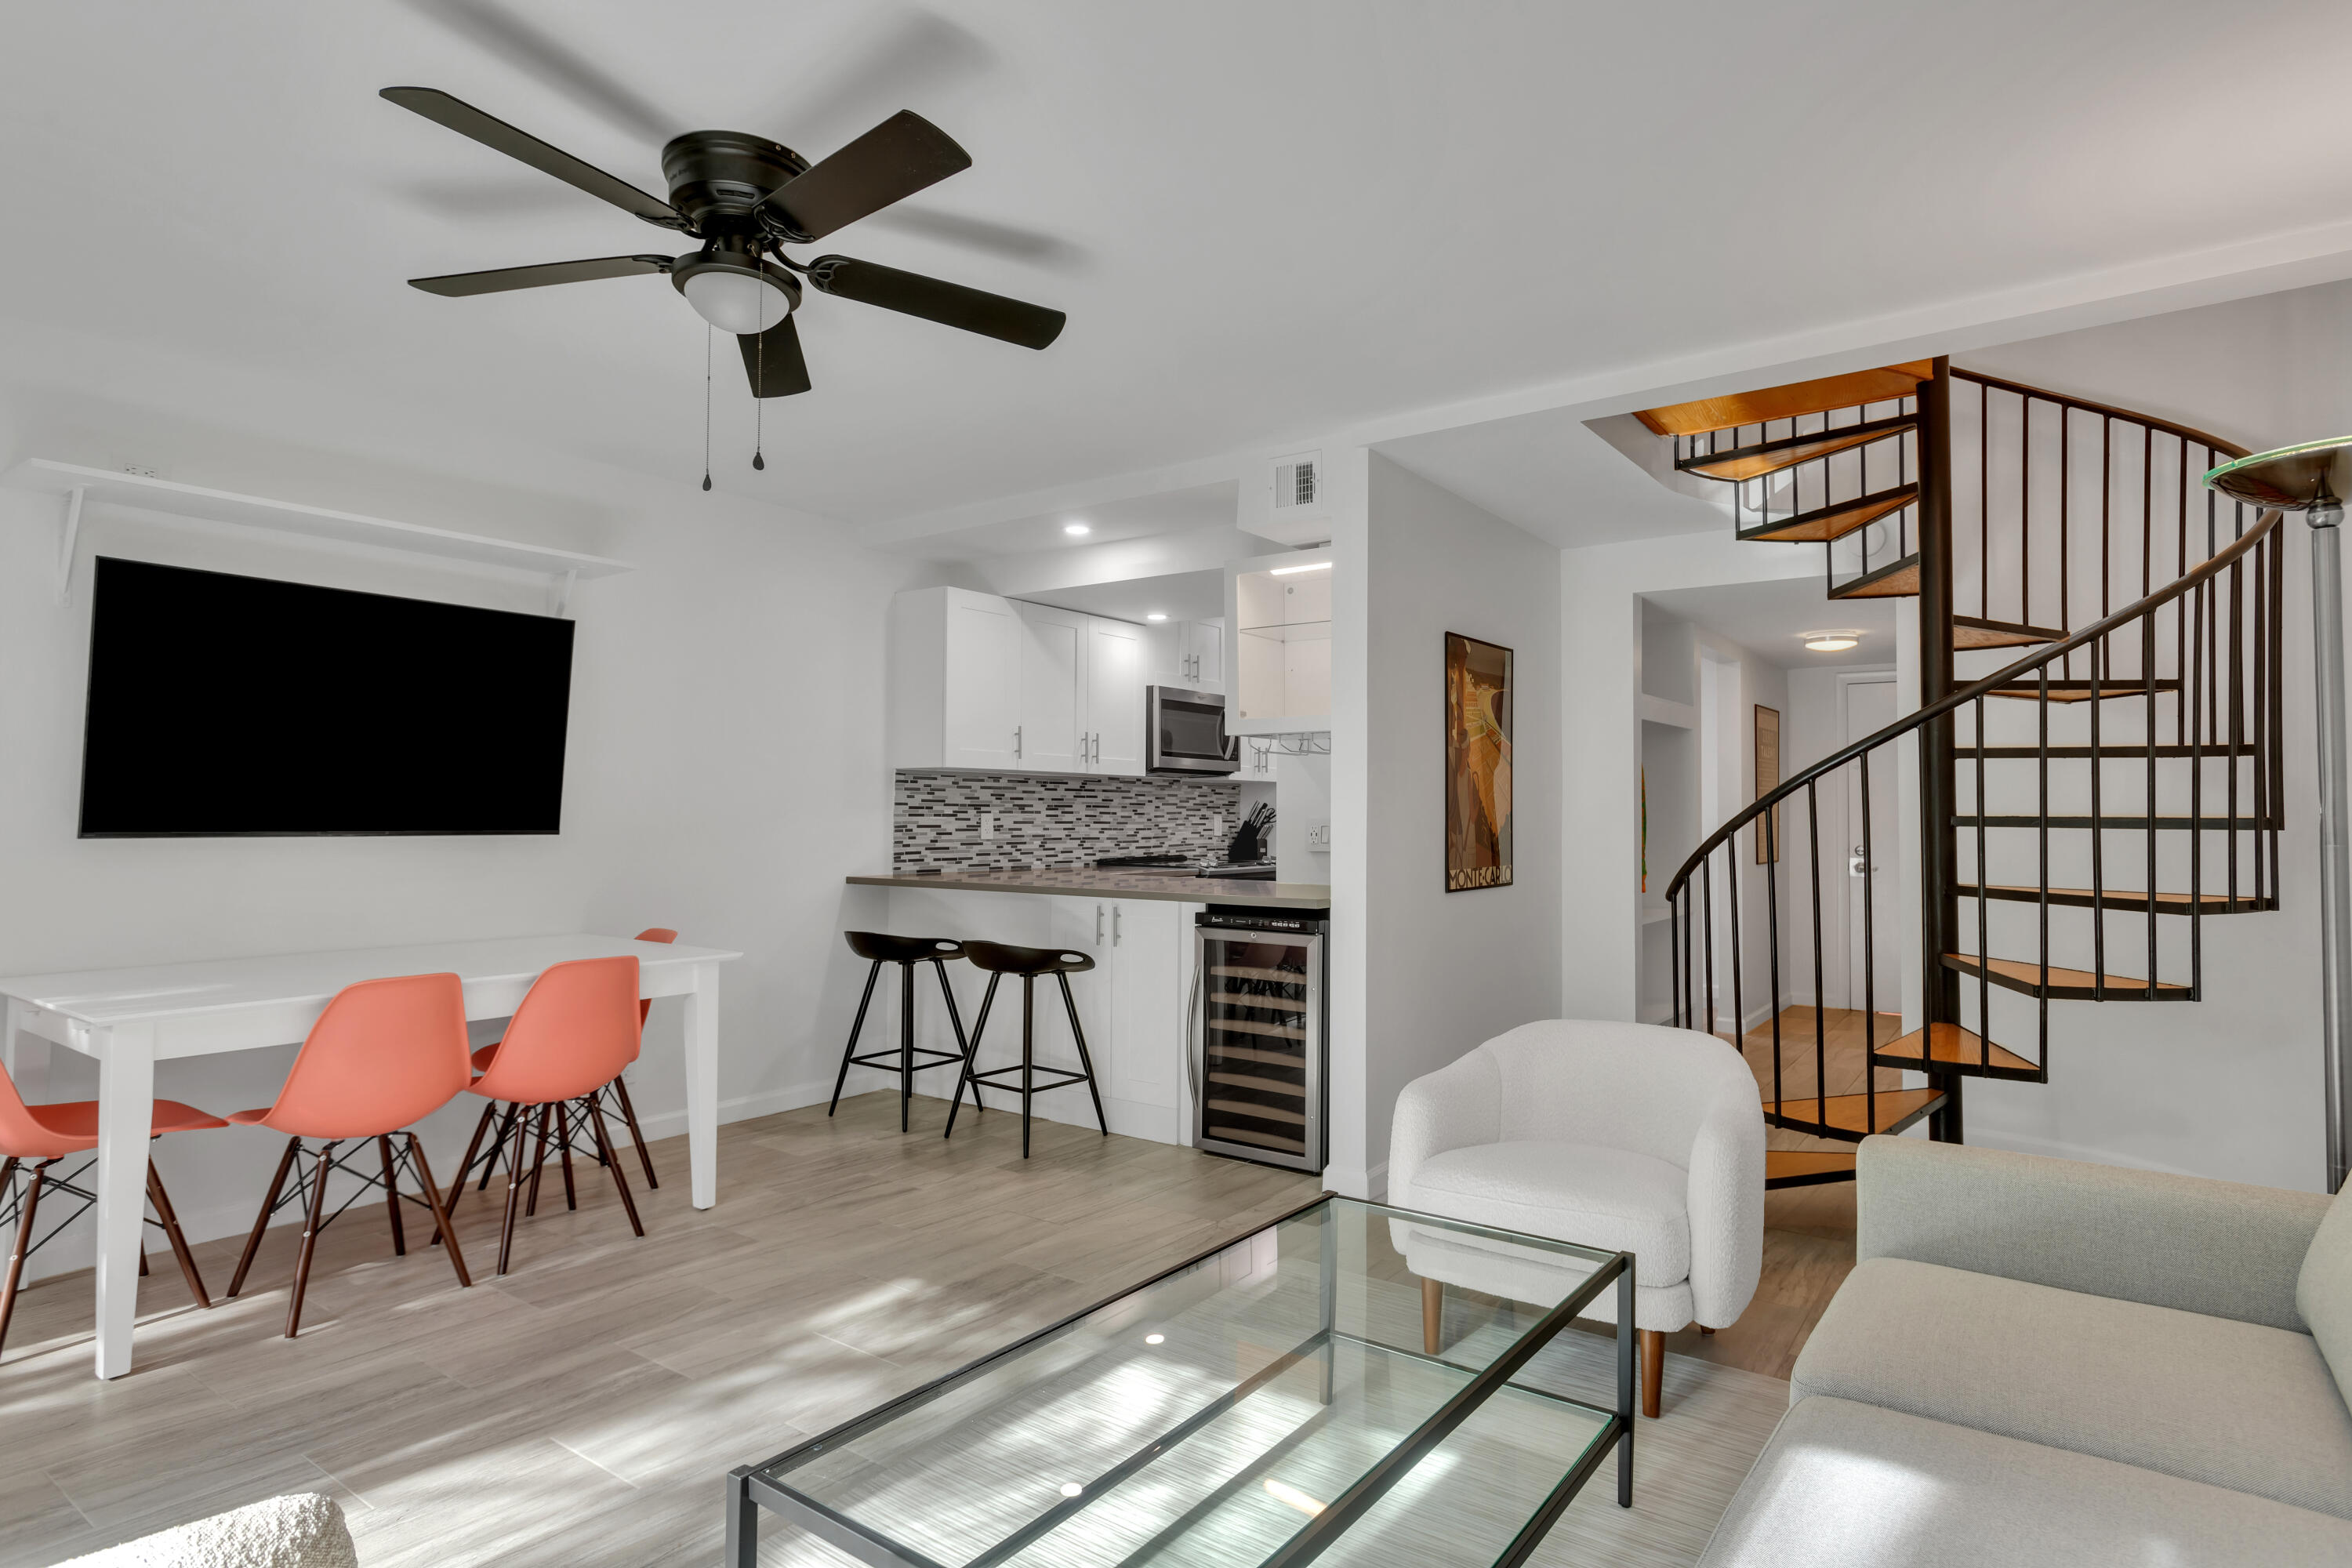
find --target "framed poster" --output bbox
[1445,632,1514,891]
[1754,703,1781,863]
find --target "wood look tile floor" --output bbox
[0,1072,1855,1566]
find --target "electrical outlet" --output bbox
[1210,814,1224,837]
[119,463,158,478]
[979,811,996,840]
[1306,822,1331,850]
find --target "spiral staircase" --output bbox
[1645,357,2284,1187]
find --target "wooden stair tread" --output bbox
[1944,952,2189,996]
[1959,883,2273,914]
[1684,426,1904,482]
[1762,1087,1942,1137]
[1830,558,1919,599]
[1986,679,2181,702]
[1765,1151,1857,1188]
[1738,486,1916,544]
[1875,1022,2036,1075]
[1953,615,2067,650]
[1635,361,1935,437]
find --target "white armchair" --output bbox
[1387,1018,1765,1416]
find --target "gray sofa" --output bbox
[1698,1135,2352,1566]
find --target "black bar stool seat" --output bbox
[831,932,985,1131]
[945,941,1109,1157]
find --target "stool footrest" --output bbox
[967,1065,1093,1093]
[846,1047,969,1073]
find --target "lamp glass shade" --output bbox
[681,270,791,336]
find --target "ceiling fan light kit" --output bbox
[379,85,1068,474]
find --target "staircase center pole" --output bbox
[1917,357,1965,1142]
[2307,493,2352,1193]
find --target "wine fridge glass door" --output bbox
[1194,926,1323,1171]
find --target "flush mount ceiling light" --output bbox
[1269,561,1333,576]
[1799,629,1865,652]
[1063,521,1092,535]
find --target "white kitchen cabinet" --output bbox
[1015,602,1087,772]
[1087,617,1146,775]
[1146,619,1225,695]
[1227,548,1333,735]
[891,587,1153,775]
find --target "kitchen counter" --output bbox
[846,869,1330,909]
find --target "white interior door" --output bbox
[1844,677,1902,1016]
[945,596,1021,769]
[1017,603,1086,773]
[1087,619,1146,775]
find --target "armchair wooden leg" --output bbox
[1421,1276,1443,1355]
[1699,1325,1715,1335]
[1639,1328,1663,1418]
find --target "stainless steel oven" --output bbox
[1147,686,1240,776]
[1189,907,1327,1172]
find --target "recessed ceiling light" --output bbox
[1059,1483,1084,1498]
[1063,521,1091,536]
[1799,628,1865,652]
[1269,561,1332,576]
[1145,612,1168,622]
[1145,1332,1165,1343]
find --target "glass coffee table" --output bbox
[728,1196,1634,1568]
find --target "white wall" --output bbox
[1356,453,1562,1196]
[0,322,925,1274]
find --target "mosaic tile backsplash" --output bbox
[895,771,1247,869]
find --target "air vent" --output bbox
[1272,451,1320,510]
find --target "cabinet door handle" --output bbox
[1096,905,1105,944]
[1186,958,1203,1105]
[1014,724,1023,759]
[1112,906,1123,945]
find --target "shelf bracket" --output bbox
[550,568,577,618]
[56,485,84,606]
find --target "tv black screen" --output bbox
[79,557,575,837]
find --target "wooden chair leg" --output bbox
[145,1163,211,1308]
[405,1134,471,1289]
[441,1101,499,1236]
[1421,1277,1443,1356]
[524,1105,552,1218]
[0,1161,49,1362]
[378,1136,407,1256]
[285,1142,336,1339]
[496,1115,530,1276]
[586,1098,645,1238]
[1639,1328,1664,1418]
[228,1137,299,1298]
[556,1105,578,1211]
[478,1103,521,1192]
[1699,1325,1715,1335]
[140,1247,149,1277]
[609,1074,659,1188]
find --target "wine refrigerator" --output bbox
[1190,906,1327,1172]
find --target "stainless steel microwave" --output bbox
[1147,685,1240,775]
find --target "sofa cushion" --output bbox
[1396,1140,1690,1284]
[1697,1396,2352,1568]
[1793,1258,2352,1519]
[2299,1185,2352,1412]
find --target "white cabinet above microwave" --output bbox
[890,586,1147,775]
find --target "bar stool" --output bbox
[943,941,1109,1158]
[830,933,985,1132]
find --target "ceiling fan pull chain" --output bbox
[753,321,766,470]
[702,323,713,493]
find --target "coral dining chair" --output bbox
[452,955,647,1274]
[0,1062,223,1363]
[223,972,474,1338]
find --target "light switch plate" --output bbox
[1306,822,1331,850]
[979,811,996,840]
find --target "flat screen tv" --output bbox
[78,557,575,837]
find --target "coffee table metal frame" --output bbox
[726,1194,1635,1568]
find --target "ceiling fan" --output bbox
[381,85,1067,401]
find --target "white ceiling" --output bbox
[6,2,2351,539]
[1022,568,1224,624]
[1643,579,1900,670]
[896,481,1235,560]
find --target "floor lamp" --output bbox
[2208,437,2352,1194]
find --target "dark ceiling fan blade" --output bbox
[739,315,813,397]
[408,253,674,296]
[757,111,971,242]
[380,86,688,230]
[807,255,1065,349]
[397,0,675,142]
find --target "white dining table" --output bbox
[0,931,740,1378]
